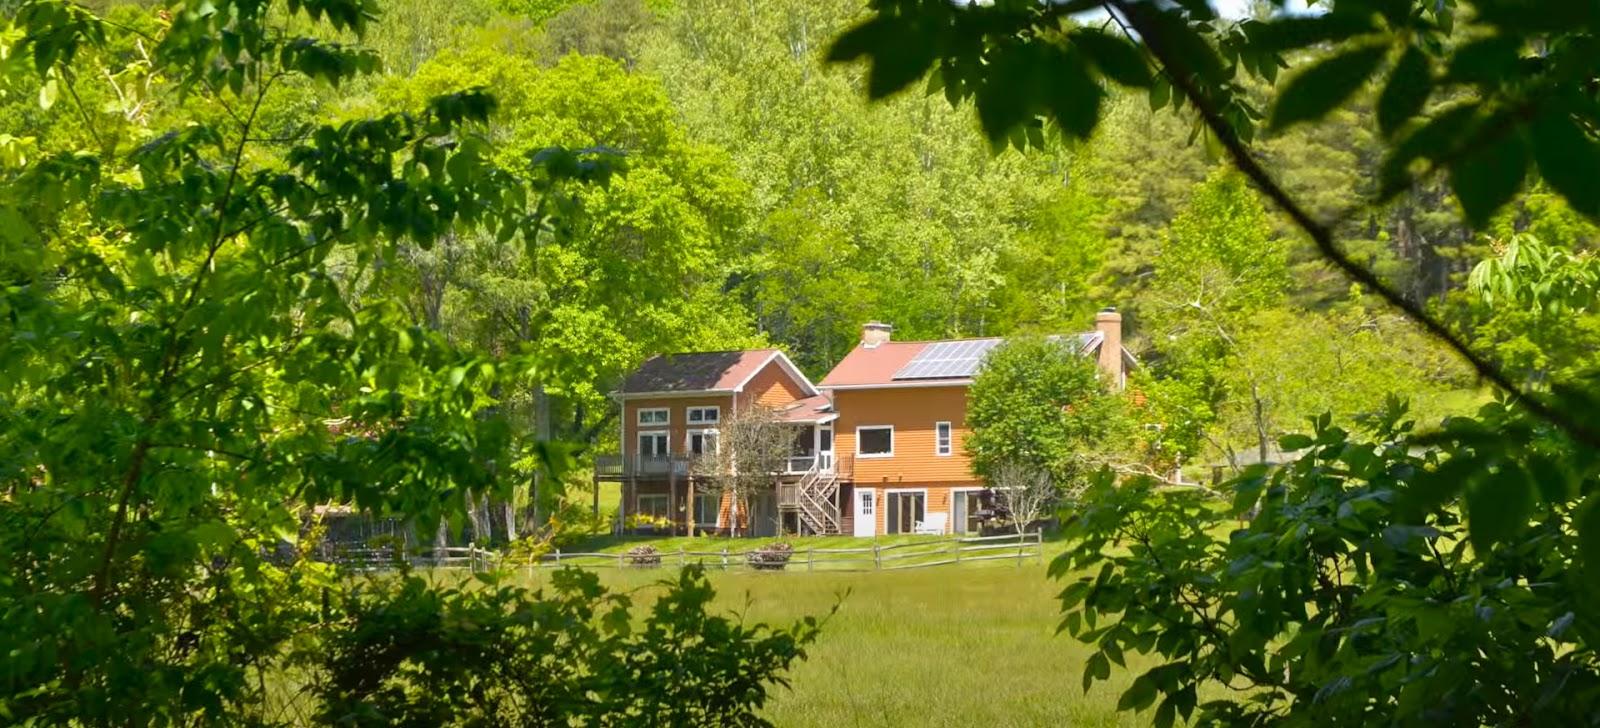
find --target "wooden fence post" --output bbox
[468,541,476,571]
[874,543,881,570]
[807,548,814,572]
[555,548,561,566]
[721,547,728,570]
[679,547,686,569]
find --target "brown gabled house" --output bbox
[597,309,1133,537]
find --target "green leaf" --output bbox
[1148,76,1171,112]
[1525,452,1572,504]
[1044,47,1103,140]
[190,520,237,550]
[1445,35,1522,86]
[1377,46,1431,137]
[975,46,1039,144]
[1229,467,1270,516]
[1268,42,1387,131]
[1464,462,1532,550]
[1071,29,1152,88]
[1082,651,1110,692]
[1579,492,1600,580]
[1404,451,1478,511]
[826,16,935,99]
[1154,696,1177,728]
[1450,127,1529,228]
[1277,434,1314,451]
[38,77,58,110]
[1530,109,1600,219]
[1380,103,1480,198]
[1117,673,1159,712]
[1246,12,1379,52]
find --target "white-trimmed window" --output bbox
[856,425,894,458]
[695,492,721,526]
[637,493,670,519]
[638,431,669,457]
[686,406,720,425]
[935,421,953,456]
[687,429,719,456]
[637,407,669,426]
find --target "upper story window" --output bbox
[935,421,952,456]
[687,429,719,456]
[638,431,669,457]
[638,408,669,426]
[856,425,894,458]
[686,406,720,425]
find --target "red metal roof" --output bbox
[819,333,1117,388]
[817,341,929,387]
[621,349,780,394]
[774,393,835,423]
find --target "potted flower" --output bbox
[745,542,793,571]
[624,545,661,567]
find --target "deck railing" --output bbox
[594,454,694,477]
[596,453,851,479]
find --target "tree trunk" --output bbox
[433,517,449,561]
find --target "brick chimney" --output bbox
[861,321,892,348]
[1094,307,1124,389]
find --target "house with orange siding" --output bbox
[596,349,833,538]
[596,309,1132,537]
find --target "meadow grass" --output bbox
[514,558,1171,727]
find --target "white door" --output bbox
[853,488,876,537]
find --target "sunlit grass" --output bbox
[512,562,1181,727]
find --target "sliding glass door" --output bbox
[884,491,926,535]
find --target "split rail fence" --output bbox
[324,532,1045,573]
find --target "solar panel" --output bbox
[892,339,1004,380]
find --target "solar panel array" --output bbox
[892,339,1003,380]
[892,334,1105,381]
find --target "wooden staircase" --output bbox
[794,466,841,535]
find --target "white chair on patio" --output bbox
[913,513,948,535]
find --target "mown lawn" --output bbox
[515,558,1175,727]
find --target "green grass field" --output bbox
[516,558,1168,727]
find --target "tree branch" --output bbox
[94,72,280,605]
[1105,0,1600,450]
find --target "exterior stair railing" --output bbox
[793,465,840,535]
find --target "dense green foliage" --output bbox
[311,566,820,726]
[828,0,1600,724]
[8,0,1600,722]
[0,0,813,722]
[6,0,1541,479]
[965,335,1128,484]
[1057,404,1600,726]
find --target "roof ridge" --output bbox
[650,346,779,357]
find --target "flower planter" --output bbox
[624,545,662,567]
[745,542,793,571]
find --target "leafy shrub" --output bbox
[746,542,794,571]
[625,544,662,567]
[1055,403,1600,726]
[624,513,673,531]
[306,566,821,725]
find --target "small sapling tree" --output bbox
[987,460,1058,535]
[695,404,791,537]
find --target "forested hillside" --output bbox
[10,0,1600,723]
[6,0,1593,469]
